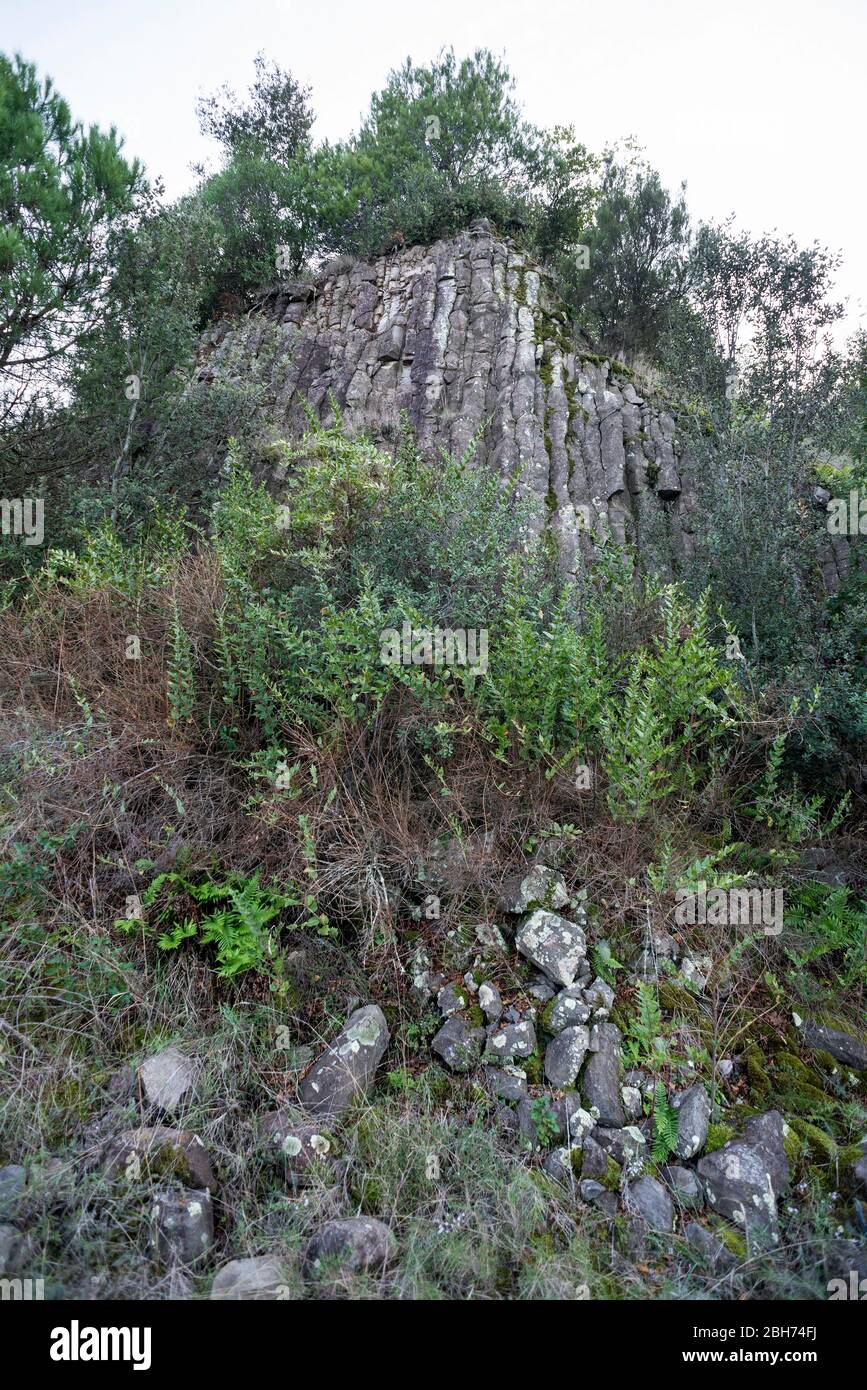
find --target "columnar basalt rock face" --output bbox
[194,221,698,572]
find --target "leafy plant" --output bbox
[530,1097,560,1148]
[783,881,867,989]
[115,869,300,979]
[624,982,667,1070]
[650,1081,680,1164]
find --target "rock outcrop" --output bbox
[194,221,698,573]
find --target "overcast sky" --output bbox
[3,0,864,336]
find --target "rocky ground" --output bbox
[2,858,864,1301]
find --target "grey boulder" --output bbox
[477,981,503,1023]
[501,864,569,914]
[104,1127,217,1191]
[672,1084,711,1159]
[210,1255,290,1300]
[257,1111,334,1185]
[484,1018,537,1063]
[138,1046,197,1114]
[626,1175,675,1232]
[697,1110,789,1238]
[151,1187,214,1266]
[662,1165,705,1209]
[583,1023,625,1127]
[299,1005,390,1117]
[431,1015,485,1072]
[303,1218,396,1279]
[801,1021,867,1071]
[516,910,586,988]
[544,1025,590,1087]
[437,982,469,1017]
[545,987,591,1033]
[483,1065,527,1101]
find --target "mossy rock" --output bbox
[601,1156,622,1192]
[744,1044,772,1098]
[787,1116,839,1163]
[713,1223,748,1260]
[465,1004,486,1030]
[704,1122,735,1154]
[524,1050,544,1086]
[782,1122,805,1170]
[656,979,704,1023]
[538,999,557,1036]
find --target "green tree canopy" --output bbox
[0,53,142,422]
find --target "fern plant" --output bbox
[784,881,867,988]
[115,869,300,980]
[601,657,678,820]
[650,1081,680,1163]
[623,982,668,1070]
[166,595,195,729]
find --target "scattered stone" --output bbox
[697,1110,789,1238]
[595,1126,647,1167]
[583,1022,625,1127]
[299,1005,390,1117]
[437,982,469,1017]
[501,864,569,914]
[478,982,502,1023]
[583,977,615,1012]
[210,1255,289,1300]
[516,910,586,988]
[555,1098,596,1147]
[528,979,556,1003]
[283,1044,316,1073]
[303,1218,396,1279]
[475,923,508,951]
[801,1021,867,1071]
[431,1015,485,1072]
[462,971,479,994]
[104,1128,217,1191]
[684,1221,737,1271]
[257,1112,333,1185]
[626,1175,675,1232]
[672,1084,711,1160]
[742,1111,790,1194]
[580,1179,605,1202]
[544,1025,590,1087]
[0,1223,30,1276]
[622,1085,643,1121]
[0,1165,26,1215]
[546,987,592,1034]
[106,1066,136,1100]
[625,1068,654,1096]
[483,1065,527,1102]
[680,954,712,991]
[543,1147,579,1184]
[151,1187,214,1266]
[630,948,662,983]
[485,1018,537,1063]
[582,1185,619,1217]
[516,1097,545,1152]
[138,1047,197,1115]
[579,1135,609,1181]
[662,1165,705,1210]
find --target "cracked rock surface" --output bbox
[194,223,698,573]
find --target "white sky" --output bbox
[3,0,865,337]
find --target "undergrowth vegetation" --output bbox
[1,417,864,1301]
